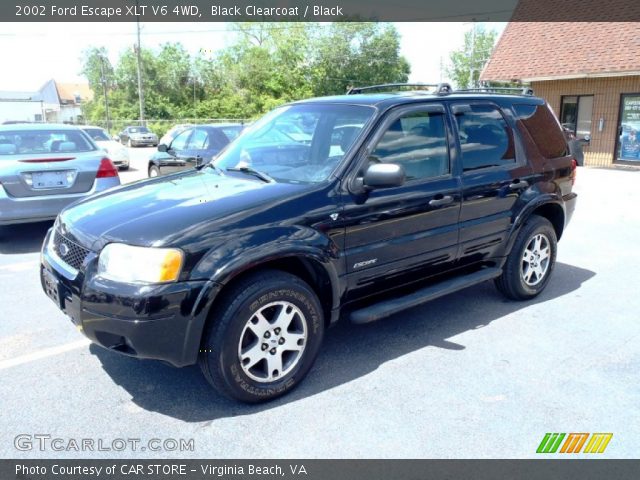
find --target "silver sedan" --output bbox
[0,124,121,225]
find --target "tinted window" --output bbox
[0,129,95,156]
[220,126,243,140]
[513,103,568,159]
[371,110,449,181]
[187,129,208,150]
[454,104,515,171]
[170,129,191,150]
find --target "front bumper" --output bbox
[131,138,157,146]
[40,228,219,367]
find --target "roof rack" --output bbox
[455,86,534,96]
[347,83,453,95]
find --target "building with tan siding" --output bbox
[481,22,640,167]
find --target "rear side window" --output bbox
[453,104,516,172]
[513,103,568,158]
[0,130,95,156]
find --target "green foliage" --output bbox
[447,26,497,89]
[80,23,411,127]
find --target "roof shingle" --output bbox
[481,22,640,82]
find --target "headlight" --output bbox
[97,243,184,283]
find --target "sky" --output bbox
[0,21,506,93]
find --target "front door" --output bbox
[342,104,461,300]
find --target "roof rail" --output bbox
[347,83,453,95]
[455,86,534,96]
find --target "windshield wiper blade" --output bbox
[202,162,224,175]
[226,166,274,183]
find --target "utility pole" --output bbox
[135,0,145,125]
[98,55,111,133]
[470,20,476,88]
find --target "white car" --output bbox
[81,126,130,170]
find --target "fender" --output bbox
[503,193,565,258]
[190,225,343,311]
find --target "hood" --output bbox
[59,169,308,251]
[131,132,156,138]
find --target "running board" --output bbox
[349,267,502,324]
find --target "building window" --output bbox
[560,95,593,139]
[34,114,42,123]
[617,94,640,162]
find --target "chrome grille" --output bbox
[52,230,90,271]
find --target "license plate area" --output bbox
[30,170,75,189]
[43,268,63,309]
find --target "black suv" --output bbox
[40,84,577,403]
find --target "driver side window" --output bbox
[170,129,192,151]
[371,110,449,181]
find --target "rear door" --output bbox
[342,104,462,299]
[450,101,534,265]
[0,129,101,198]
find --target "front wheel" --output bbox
[148,165,160,177]
[495,215,557,300]
[199,270,324,403]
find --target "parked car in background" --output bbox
[81,126,130,170]
[117,126,158,147]
[148,123,244,177]
[0,124,120,225]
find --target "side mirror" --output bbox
[364,163,405,189]
[157,143,168,152]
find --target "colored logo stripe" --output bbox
[536,433,613,453]
[536,433,565,453]
[583,433,613,454]
[560,433,589,453]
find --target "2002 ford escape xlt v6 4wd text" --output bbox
[41,84,577,403]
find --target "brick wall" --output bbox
[532,76,640,167]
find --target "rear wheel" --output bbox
[148,165,160,177]
[199,270,324,403]
[495,215,557,300]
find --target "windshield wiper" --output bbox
[201,162,224,175]
[226,166,274,183]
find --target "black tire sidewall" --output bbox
[211,279,324,402]
[512,218,557,298]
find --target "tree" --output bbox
[78,23,412,125]
[310,23,410,96]
[447,26,497,89]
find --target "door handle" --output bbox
[509,180,529,190]
[429,195,454,207]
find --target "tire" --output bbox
[199,270,324,403]
[148,165,160,177]
[127,138,133,148]
[495,215,557,300]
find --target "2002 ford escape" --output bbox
[40,84,577,402]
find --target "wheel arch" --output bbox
[504,197,565,257]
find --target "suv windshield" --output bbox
[214,104,374,183]
[0,129,95,156]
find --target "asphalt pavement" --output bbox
[0,161,638,458]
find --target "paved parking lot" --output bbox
[0,164,638,458]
